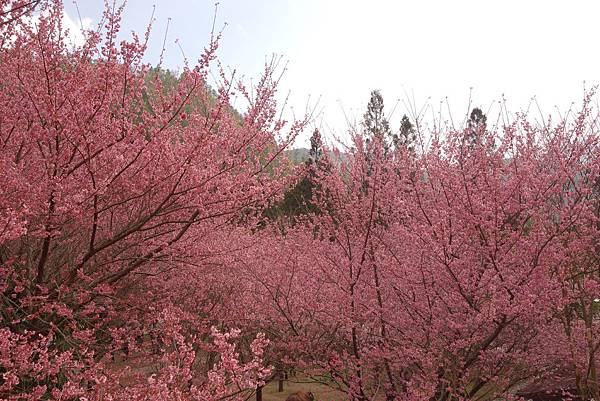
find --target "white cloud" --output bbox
[8,8,92,49]
[61,10,92,48]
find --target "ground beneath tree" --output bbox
[261,379,345,401]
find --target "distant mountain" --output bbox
[286,148,310,165]
[285,147,349,166]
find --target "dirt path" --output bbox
[260,379,345,401]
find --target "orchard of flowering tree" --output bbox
[1,1,600,401]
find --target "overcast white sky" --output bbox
[64,0,600,146]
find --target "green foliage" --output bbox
[395,114,417,153]
[261,130,329,227]
[363,90,393,155]
[464,107,488,149]
[141,67,243,126]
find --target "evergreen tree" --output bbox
[465,107,488,148]
[309,128,323,164]
[395,114,417,154]
[262,129,327,226]
[363,90,393,155]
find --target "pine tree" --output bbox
[363,90,392,155]
[465,107,488,148]
[262,130,327,225]
[395,114,416,154]
[309,128,323,164]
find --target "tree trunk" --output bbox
[256,385,263,401]
[278,368,284,392]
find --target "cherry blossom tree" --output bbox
[0,0,302,399]
[243,97,600,401]
[3,1,600,401]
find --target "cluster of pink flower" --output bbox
[235,102,600,400]
[0,0,295,399]
[1,1,599,401]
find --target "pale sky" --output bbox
[63,0,600,146]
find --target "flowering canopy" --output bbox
[1,1,600,401]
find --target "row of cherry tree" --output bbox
[240,92,600,401]
[1,1,599,401]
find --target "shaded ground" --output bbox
[110,350,346,400]
[518,390,582,401]
[260,379,345,401]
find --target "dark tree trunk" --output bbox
[256,385,263,401]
